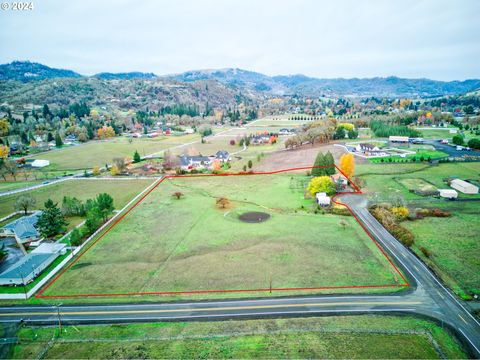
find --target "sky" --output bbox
[0,0,479,80]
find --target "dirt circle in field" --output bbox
[239,211,271,223]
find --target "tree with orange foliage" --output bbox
[0,145,9,159]
[212,159,221,172]
[339,153,355,178]
[97,126,115,139]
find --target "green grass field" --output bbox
[31,134,199,170]
[0,180,43,193]
[369,150,448,164]
[11,316,466,359]
[357,162,480,200]
[42,172,402,299]
[405,201,480,299]
[0,179,154,219]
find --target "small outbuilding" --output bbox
[316,192,331,206]
[438,189,458,199]
[389,136,409,143]
[450,179,479,194]
[31,159,50,168]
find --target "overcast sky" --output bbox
[1,0,479,80]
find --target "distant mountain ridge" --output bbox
[1,61,480,97]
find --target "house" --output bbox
[179,155,212,171]
[64,134,77,142]
[0,243,66,285]
[450,179,479,194]
[438,189,458,199]
[389,136,409,143]
[1,212,42,244]
[251,135,270,145]
[316,192,331,206]
[356,143,380,153]
[31,159,50,168]
[279,128,292,135]
[215,150,230,162]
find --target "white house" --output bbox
[356,143,380,153]
[179,155,212,171]
[31,159,50,168]
[316,192,331,206]
[438,189,458,199]
[450,179,479,194]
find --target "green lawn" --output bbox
[405,201,480,299]
[30,134,199,170]
[11,316,466,359]
[0,181,43,193]
[357,162,480,200]
[43,172,403,299]
[0,179,154,219]
[369,150,448,164]
[417,128,457,140]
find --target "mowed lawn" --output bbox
[357,162,480,200]
[31,134,199,170]
[0,179,154,219]
[44,172,402,297]
[405,201,480,299]
[12,316,466,359]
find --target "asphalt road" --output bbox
[0,193,479,357]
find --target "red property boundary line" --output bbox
[36,165,410,299]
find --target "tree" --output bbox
[85,206,103,235]
[15,194,36,215]
[229,139,236,146]
[307,176,336,197]
[97,126,115,139]
[212,159,221,172]
[334,126,346,139]
[339,219,348,230]
[0,119,9,137]
[172,192,184,200]
[92,166,101,176]
[347,130,359,139]
[324,151,336,176]
[113,157,127,173]
[339,153,355,178]
[247,160,253,169]
[467,138,480,150]
[55,132,63,147]
[69,228,82,246]
[216,197,230,209]
[95,193,114,222]
[36,199,68,238]
[452,135,464,145]
[312,152,326,176]
[133,150,141,163]
[0,145,9,159]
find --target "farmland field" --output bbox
[42,171,404,299]
[11,316,465,359]
[30,134,199,170]
[0,179,154,219]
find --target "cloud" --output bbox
[0,0,479,80]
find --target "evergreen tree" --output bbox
[324,151,336,175]
[55,132,63,147]
[133,150,141,163]
[37,199,68,238]
[95,193,114,222]
[47,132,54,142]
[312,152,326,176]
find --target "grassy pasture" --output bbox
[396,178,437,193]
[0,181,43,193]
[0,179,154,219]
[12,316,466,359]
[43,172,402,299]
[30,134,199,170]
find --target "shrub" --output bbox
[330,205,351,216]
[229,139,236,146]
[390,224,415,247]
[419,246,432,258]
[391,206,409,220]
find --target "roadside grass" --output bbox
[357,162,480,200]
[405,201,480,299]
[417,128,458,140]
[42,172,403,299]
[30,134,199,170]
[0,179,154,219]
[0,181,43,193]
[11,316,466,359]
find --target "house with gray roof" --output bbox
[1,212,42,244]
[215,150,230,162]
[179,155,212,171]
[0,243,66,285]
